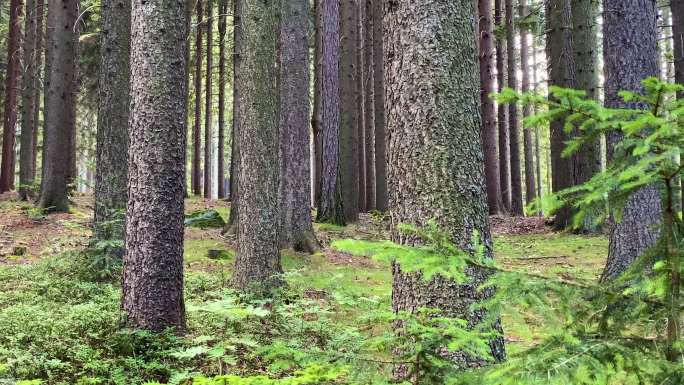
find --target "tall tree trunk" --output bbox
[372,0,387,212]
[278,0,320,253]
[356,2,366,214]
[506,0,523,215]
[363,0,376,212]
[1,0,22,193]
[532,40,543,213]
[672,0,684,212]
[225,0,241,235]
[192,0,203,196]
[312,0,323,208]
[184,0,192,195]
[204,0,213,199]
[339,0,360,222]
[601,0,661,281]
[39,0,78,212]
[317,0,344,226]
[94,0,131,240]
[519,0,536,206]
[217,0,227,199]
[495,0,511,212]
[32,0,44,176]
[123,0,188,331]
[386,0,506,372]
[480,0,503,214]
[19,0,37,200]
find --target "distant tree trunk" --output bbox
[312,0,323,207]
[356,2,366,214]
[232,0,282,290]
[495,0,511,212]
[278,0,320,253]
[39,0,79,212]
[506,0,523,215]
[204,0,213,199]
[123,0,187,331]
[601,0,661,281]
[184,0,192,195]
[339,0,359,222]
[519,0,536,206]
[532,42,543,212]
[94,0,131,240]
[1,0,22,193]
[32,0,44,175]
[317,0,344,226]
[386,0,506,372]
[363,0,376,211]
[19,0,37,200]
[479,0,503,214]
[372,0,387,212]
[217,0,227,199]
[225,0,241,235]
[192,0,203,196]
[672,0,684,212]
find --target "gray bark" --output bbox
[204,0,213,199]
[363,0,376,211]
[506,0,523,215]
[495,0,511,211]
[520,0,536,206]
[372,0,387,212]
[217,0,227,199]
[32,0,44,177]
[19,0,37,200]
[1,0,22,192]
[192,0,203,196]
[226,0,241,235]
[313,0,323,207]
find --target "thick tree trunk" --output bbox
[123,0,187,331]
[313,0,323,208]
[204,0,213,199]
[372,0,387,212]
[39,0,78,212]
[386,0,506,371]
[506,0,523,215]
[519,0,536,206]
[316,0,345,226]
[19,0,37,200]
[94,0,131,240]
[278,0,319,253]
[192,0,204,196]
[495,0,511,212]
[601,0,661,281]
[225,0,241,235]
[363,0,376,212]
[217,0,227,199]
[233,0,282,290]
[1,0,22,193]
[480,0,503,214]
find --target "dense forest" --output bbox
[0,0,682,384]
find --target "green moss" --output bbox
[184,239,235,263]
[313,222,346,232]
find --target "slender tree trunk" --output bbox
[386,0,506,372]
[184,0,192,196]
[672,0,684,212]
[372,0,387,212]
[495,0,511,212]
[312,0,323,208]
[19,0,37,200]
[601,0,661,282]
[317,0,344,226]
[363,0,376,211]
[217,0,227,199]
[94,0,131,240]
[39,0,78,212]
[1,0,23,193]
[204,0,213,199]
[32,0,44,176]
[233,0,282,290]
[278,0,320,253]
[480,0,503,214]
[506,0,523,215]
[225,0,241,234]
[356,2,366,213]
[519,0,536,206]
[192,0,204,196]
[123,0,187,331]
[532,41,543,213]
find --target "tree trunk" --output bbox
[313,0,323,208]
[184,0,192,196]
[672,0,684,212]
[204,0,213,199]
[19,0,37,200]
[225,0,241,235]
[495,0,511,212]
[519,0,536,206]
[94,0,131,240]
[217,0,227,199]
[1,0,22,193]
[363,0,376,212]
[372,0,387,212]
[39,0,78,212]
[506,0,523,215]
[316,0,345,226]
[32,0,44,177]
[232,0,282,290]
[386,0,506,371]
[601,0,661,282]
[339,0,360,222]
[192,0,203,196]
[532,41,543,213]
[480,0,503,214]
[123,0,187,331]
[356,2,366,214]
[278,0,320,253]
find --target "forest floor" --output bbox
[0,193,609,384]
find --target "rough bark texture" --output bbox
[316,0,344,226]
[39,0,79,212]
[192,0,203,196]
[672,0,684,212]
[363,0,376,211]
[232,0,282,290]
[204,0,213,199]
[1,0,22,192]
[372,0,387,212]
[278,0,319,253]
[94,0,131,240]
[226,0,241,234]
[386,0,506,370]
[356,2,366,213]
[19,0,37,200]
[339,0,360,222]
[479,0,503,214]
[519,0,536,206]
[123,0,188,332]
[217,0,227,199]
[601,0,662,281]
[312,0,323,207]
[506,0,523,215]
[495,0,511,211]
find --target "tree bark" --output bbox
[495,0,511,212]
[192,0,203,196]
[32,0,44,177]
[232,0,282,290]
[479,0,503,214]
[94,0,131,240]
[184,0,192,196]
[386,0,506,371]
[356,2,366,214]
[363,0,376,212]
[1,0,23,193]
[601,0,661,282]
[39,0,79,212]
[19,0,37,200]
[532,41,543,213]
[278,0,320,253]
[123,0,188,332]
[506,0,523,215]
[372,0,387,212]
[312,0,323,208]
[519,0,536,206]
[672,0,684,212]
[217,0,227,199]
[225,0,241,235]
[204,0,213,199]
